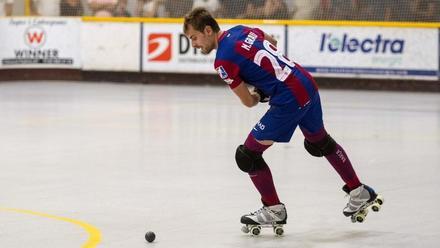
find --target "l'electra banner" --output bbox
[288,26,438,80]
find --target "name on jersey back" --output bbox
[241,32,258,51]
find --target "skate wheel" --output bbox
[350,216,356,223]
[274,226,284,236]
[371,204,380,212]
[241,226,249,234]
[355,215,365,223]
[250,226,261,236]
[376,195,384,205]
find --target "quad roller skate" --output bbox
[343,184,384,223]
[240,203,287,236]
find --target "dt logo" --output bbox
[24,25,46,49]
[147,33,172,61]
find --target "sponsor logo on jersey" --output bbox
[216,65,233,84]
[216,66,228,79]
[254,121,265,131]
[148,33,172,61]
[320,33,404,54]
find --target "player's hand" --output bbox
[253,88,270,103]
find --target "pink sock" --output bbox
[244,134,281,206]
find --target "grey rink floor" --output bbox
[0,81,439,248]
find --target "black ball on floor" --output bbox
[145,231,156,243]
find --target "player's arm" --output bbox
[232,82,260,108]
[263,32,277,47]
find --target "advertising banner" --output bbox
[0,17,81,69]
[142,23,286,74]
[289,26,438,80]
[81,22,140,71]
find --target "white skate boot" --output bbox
[240,203,287,236]
[343,184,384,223]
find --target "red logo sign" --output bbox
[24,26,46,49]
[147,33,172,61]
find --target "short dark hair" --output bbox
[183,7,220,34]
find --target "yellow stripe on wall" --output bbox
[24,0,31,16]
[81,16,440,28]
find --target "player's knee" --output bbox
[235,145,267,173]
[304,134,337,157]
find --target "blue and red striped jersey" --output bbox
[214,25,318,107]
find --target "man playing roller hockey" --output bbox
[183,8,382,229]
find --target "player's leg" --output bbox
[299,93,379,215]
[236,133,287,225]
[241,134,279,206]
[236,104,302,225]
[301,127,362,190]
[299,93,361,189]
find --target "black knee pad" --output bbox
[304,134,337,157]
[235,145,267,173]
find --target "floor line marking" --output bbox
[0,207,102,248]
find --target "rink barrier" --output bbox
[0,17,439,82]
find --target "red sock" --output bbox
[302,128,361,190]
[244,134,281,206]
[325,144,361,190]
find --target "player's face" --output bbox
[186,25,216,55]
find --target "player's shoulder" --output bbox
[215,25,256,65]
[227,25,246,32]
[226,25,254,35]
[218,25,252,51]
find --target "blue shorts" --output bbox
[251,93,324,142]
